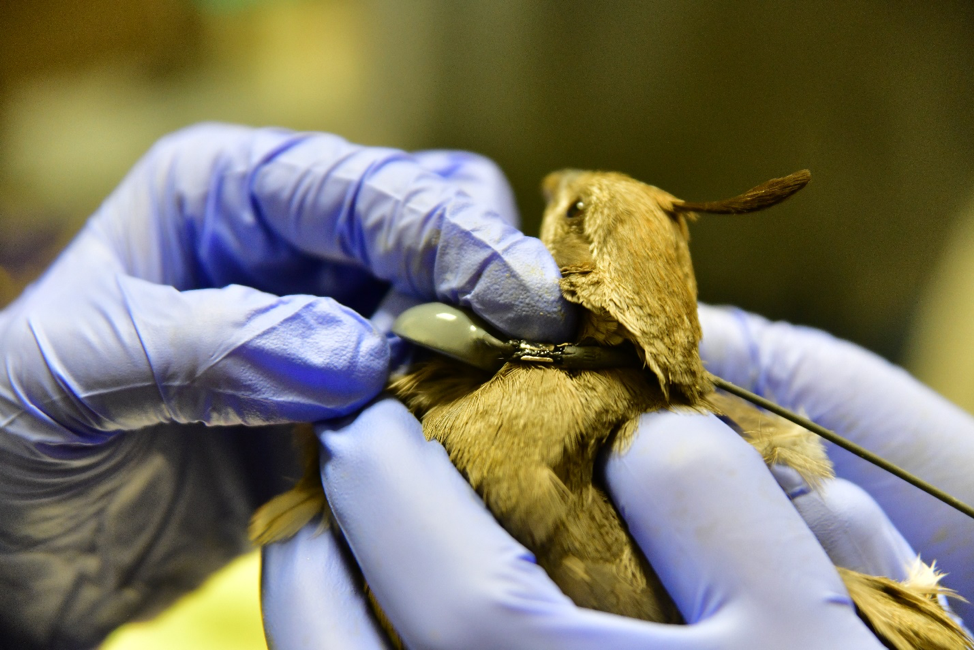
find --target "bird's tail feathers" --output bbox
[840,563,972,650]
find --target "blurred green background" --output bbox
[3,1,974,647]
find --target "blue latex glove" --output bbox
[263,399,901,649]
[698,304,974,622]
[0,123,573,648]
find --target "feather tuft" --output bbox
[840,566,972,650]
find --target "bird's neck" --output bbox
[574,309,631,347]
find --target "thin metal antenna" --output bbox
[710,374,974,521]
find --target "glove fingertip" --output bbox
[439,228,577,342]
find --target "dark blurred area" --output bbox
[2,0,974,364]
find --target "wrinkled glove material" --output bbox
[699,304,974,621]
[0,123,570,648]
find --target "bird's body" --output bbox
[391,359,682,623]
[252,168,971,649]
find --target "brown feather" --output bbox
[840,566,971,650]
[366,584,405,650]
[673,169,811,214]
[711,391,834,489]
[248,424,328,545]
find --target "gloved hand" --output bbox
[263,399,909,649]
[0,123,573,649]
[698,304,974,621]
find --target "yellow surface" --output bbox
[101,550,267,650]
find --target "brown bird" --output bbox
[251,169,971,650]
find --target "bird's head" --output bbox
[540,168,809,403]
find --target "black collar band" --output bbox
[502,339,642,370]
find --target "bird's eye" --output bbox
[566,200,584,218]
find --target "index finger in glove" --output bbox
[604,411,883,649]
[104,124,572,340]
[770,466,918,581]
